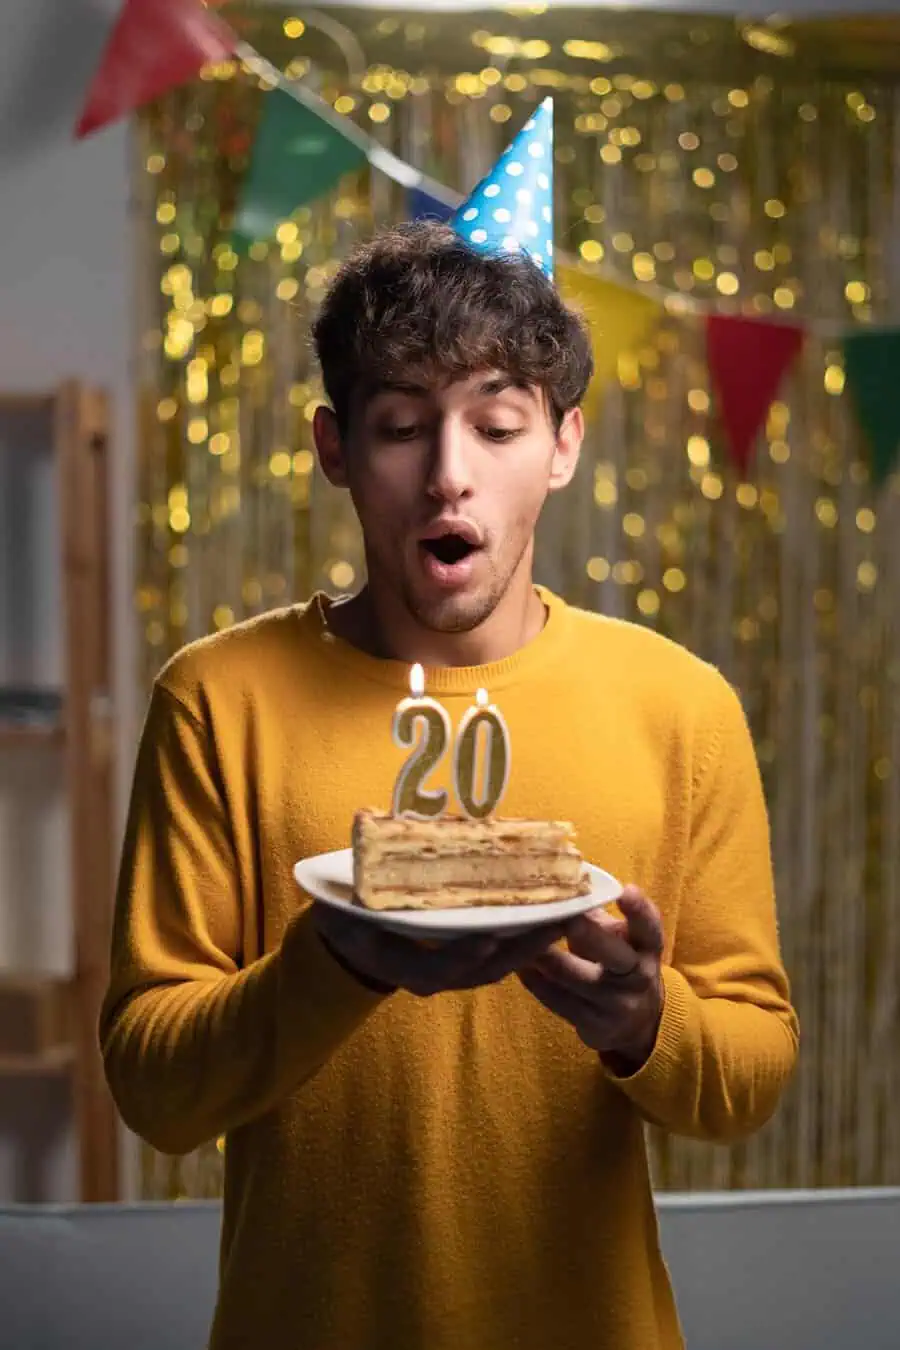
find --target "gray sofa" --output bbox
[1,1189,899,1349]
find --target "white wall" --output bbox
[0,0,136,1200]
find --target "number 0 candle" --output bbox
[454,688,511,819]
[391,663,452,818]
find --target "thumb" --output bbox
[617,886,664,957]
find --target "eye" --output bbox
[479,426,523,443]
[381,423,422,442]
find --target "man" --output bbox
[102,213,798,1349]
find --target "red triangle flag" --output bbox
[706,315,805,475]
[76,0,237,138]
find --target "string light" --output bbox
[134,13,899,1207]
[586,556,611,582]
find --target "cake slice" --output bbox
[352,808,589,911]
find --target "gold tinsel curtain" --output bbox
[133,7,900,1198]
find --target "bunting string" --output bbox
[77,0,900,487]
[218,38,898,340]
[78,0,900,336]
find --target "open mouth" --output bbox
[420,534,479,566]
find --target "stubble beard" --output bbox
[403,580,501,634]
[402,533,533,635]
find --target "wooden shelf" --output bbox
[0,721,65,746]
[0,382,120,1201]
[0,393,54,415]
[0,972,73,1079]
[0,971,68,991]
[0,1046,74,1076]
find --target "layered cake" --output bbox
[352,808,590,911]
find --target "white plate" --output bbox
[293,848,622,940]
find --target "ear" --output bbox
[313,405,348,488]
[548,406,584,493]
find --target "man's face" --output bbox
[316,370,583,634]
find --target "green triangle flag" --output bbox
[842,329,900,486]
[233,89,367,248]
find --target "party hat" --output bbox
[450,97,554,279]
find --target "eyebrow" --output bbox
[476,376,536,401]
[366,376,537,403]
[368,380,430,399]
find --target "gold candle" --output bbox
[391,663,451,819]
[453,688,511,819]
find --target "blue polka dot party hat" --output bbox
[450,97,554,279]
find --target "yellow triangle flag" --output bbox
[558,264,664,420]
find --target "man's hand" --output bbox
[314,904,569,999]
[519,886,665,1074]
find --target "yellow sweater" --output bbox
[102,588,798,1350]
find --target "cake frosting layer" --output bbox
[352,809,587,910]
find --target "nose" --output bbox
[425,416,474,506]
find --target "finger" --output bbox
[313,903,361,950]
[317,904,499,967]
[375,918,566,992]
[439,922,569,992]
[314,907,498,990]
[616,887,665,957]
[370,921,564,996]
[566,910,639,974]
[486,922,569,971]
[382,932,501,990]
[529,946,605,996]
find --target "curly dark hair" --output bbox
[311,221,594,431]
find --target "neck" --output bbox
[329,556,546,668]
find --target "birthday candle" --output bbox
[391,664,451,819]
[453,687,511,819]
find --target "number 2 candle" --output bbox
[391,664,452,819]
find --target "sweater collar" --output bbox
[298,585,572,695]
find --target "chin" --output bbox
[409,589,498,635]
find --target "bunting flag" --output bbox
[706,315,805,475]
[75,0,236,139]
[842,330,900,486]
[74,9,900,485]
[232,89,368,250]
[407,188,455,224]
[558,266,663,419]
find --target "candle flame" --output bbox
[410,663,425,698]
[475,688,489,707]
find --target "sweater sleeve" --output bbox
[99,683,386,1156]
[606,674,799,1143]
